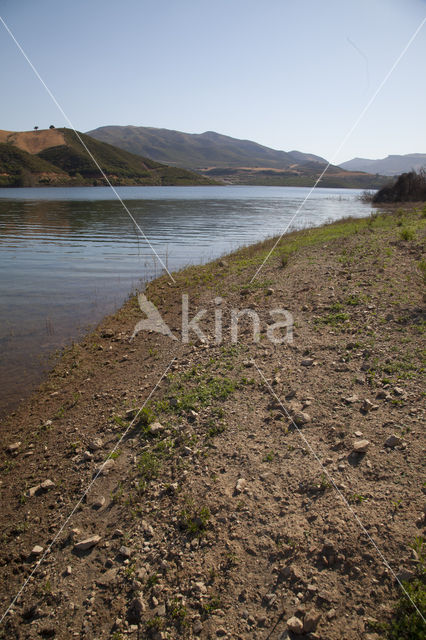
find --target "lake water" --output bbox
[0,185,372,415]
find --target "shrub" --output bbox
[373,169,426,203]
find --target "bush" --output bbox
[373,169,426,203]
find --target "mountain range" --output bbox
[339,153,426,176]
[87,126,387,189]
[2,125,415,189]
[0,128,214,187]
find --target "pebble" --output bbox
[361,399,374,412]
[301,358,314,367]
[235,478,246,494]
[27,479,55,497]
[7,442,21,454]
[193,619,203,634]
[293,411,311,426]
[89,438,103,451]
[74,535,101,551]
[119,546,132,558]
[385,434,402,448]
[31,545,44,556]
[98,459,115,475]
[353,439,370,453]
[91,495,106,509]
[344,395,359,404]
[287,616,304,634]
[149,422,165,435]
[141,521,154,538]
[303,608,321,633]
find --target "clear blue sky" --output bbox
[0,0,425,163]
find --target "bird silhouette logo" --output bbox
[131,293,177,341]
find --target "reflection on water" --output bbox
[0,185,372,415]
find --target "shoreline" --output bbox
[0,205,425,638]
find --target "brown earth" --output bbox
[0,207,425,639]
[0,129,65,155]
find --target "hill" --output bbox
[0,128,215,187]
[339,153,426,176]
[87,125,329,169]
[0,142,67,187]
[87,125,387,188]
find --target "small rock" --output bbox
[89,438,103,451]
[83,450,93,461]
[385,435,402,448]
[7,442,21,454]
[301,358,314,367]
[235,478,246,494]
[97,459,115,475]
[101,329,114,338]
[193,619,203,634]
[344,395,359,404]
[119,546,132,559]
[393,386,404,396]
[40,479,55,490]
[91,495,106,509]
[31,545,44,556]
[74,535,101,551]
[141,521,154,537]
[303,608,321,633]
[361,399,374,412]
[127,596,146,623]
[266,287,275,295]
[27,479,55,497]
[353,439,370,453]
[96,568,119,587]
[293,411,311,426]
[149,422,165,435]
[287,616,304,634]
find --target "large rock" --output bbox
[287,616,304,634]
[74,535,101,551]
[353,439,370,453]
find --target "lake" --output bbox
[0,185,372,415]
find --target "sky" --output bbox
[0,0,425,163]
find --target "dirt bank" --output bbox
[0,205,425,639]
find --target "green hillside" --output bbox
[0,143,66,187]
[87,125,387,188]
[38,129,215,186]
[0,128,217,187]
